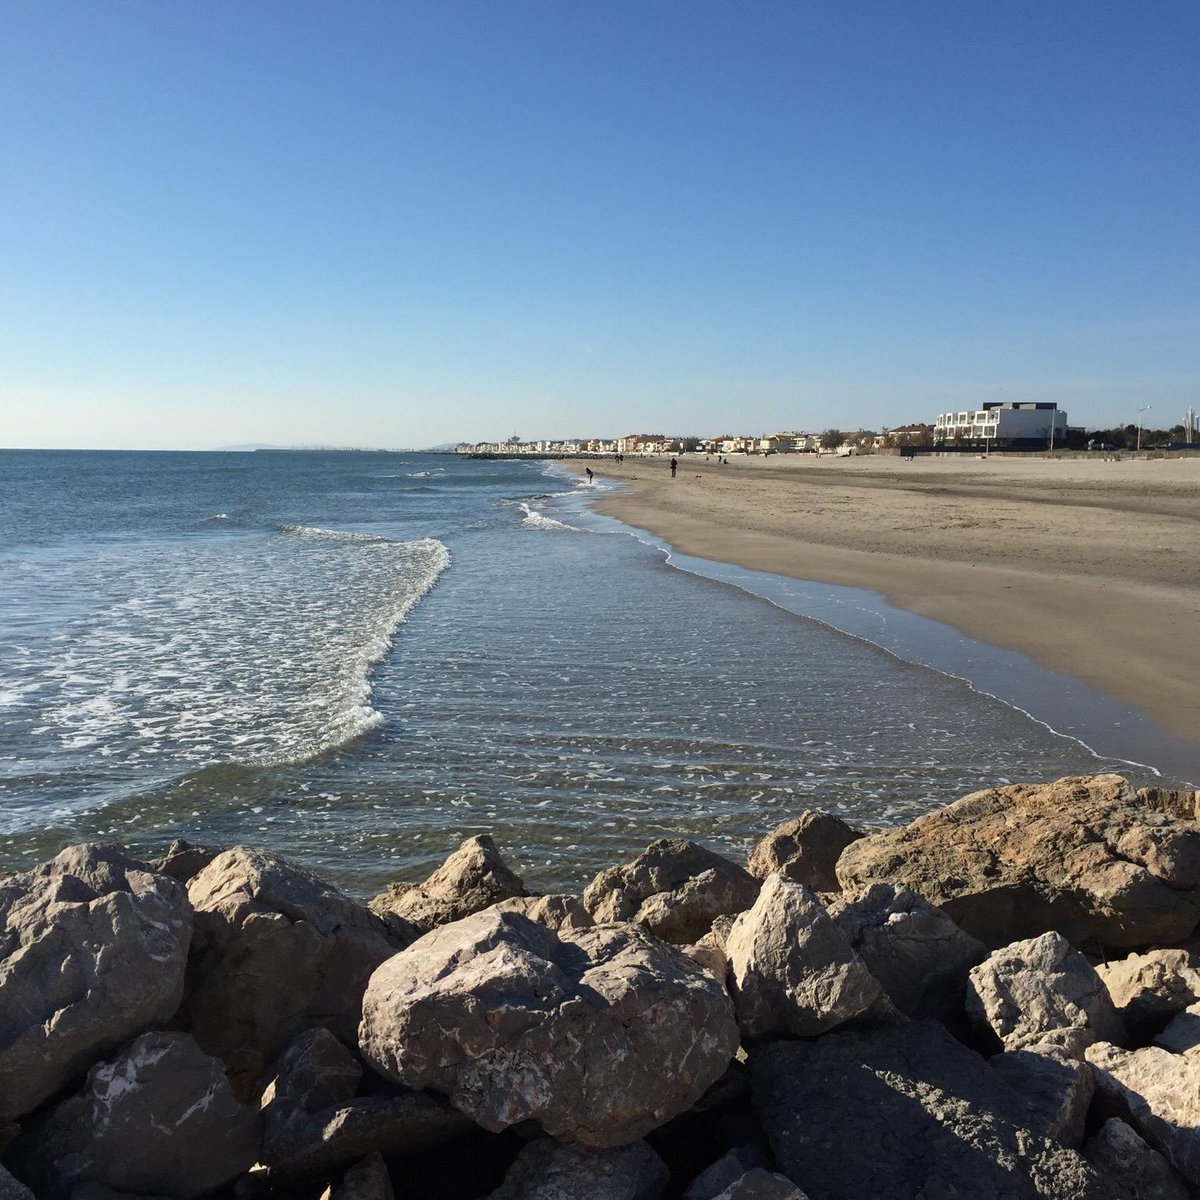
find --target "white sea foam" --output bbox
[518,503,581,533]
[280,524,391,543]
[26,533,450,768]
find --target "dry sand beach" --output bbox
[571,454,1200,745]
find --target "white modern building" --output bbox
[933,402,1068,448]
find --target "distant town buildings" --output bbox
[459,407,1091,457]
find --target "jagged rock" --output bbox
[152,839,221,884]
[751,1020,1116,1199]
[828,883,986,1019]
[746,811,860,892]
[710,1173,807,1200]
[486,1139,669,1200]
[359,910,738,1147]
[836,774,1200,950]
[0,844,192,1122]
[682,1147,768,1200]
[260,1027,473,1176]
[582,840,760,944]
[725,874,880,1039]
[701,914,738,951]
[1095,949,1200,1038]
[368,836,526,933]
[182,847,402,1099]
[9,1031,260,1200]
[1154,1001,1200,1057]
[1085,1041,1200,1185]
[990,1043,1094,1148]
[966,932,1126,1051]
[1083,1118,1190,1200]
[318,1154,394,1200]
[489,893,594,930]
[0,1167,33,1200]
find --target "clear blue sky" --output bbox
[2,1,1196,448]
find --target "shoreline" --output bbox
[562,454,1200,750]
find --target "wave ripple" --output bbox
[9,533,449,778]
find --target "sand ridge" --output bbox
[568,454,1200,744]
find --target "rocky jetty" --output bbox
[2,774,1199,1200]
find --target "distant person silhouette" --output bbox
[585,467,594,483]
[670,457,678,478]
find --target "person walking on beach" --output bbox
[670,457,678,478]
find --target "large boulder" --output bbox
[836,775,1200,950]
[8,1031,260,1200]
[1154,1002,1200,1057]
[1083,1118,1190,1200]
[751,1020,1116,1199]
[725,874,880,1039]
[260,1027,473,1176]
[828,883,986,1019]
[182,847,402,1099]
[1085,1041,1200,1186]
[485,1139,669,1200]
[989,1043,1094,1149]
[368,836,526,934]
[966,932,1126,1051]
[1095,949,1200,1039]
[359,910,739,1147]
[582,840,760,944]
[0,844,192,1122]
[746,812,860,893]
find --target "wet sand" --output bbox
[569,454,1200,744]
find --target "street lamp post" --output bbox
[1136,405,1152,452]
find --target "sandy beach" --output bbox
[569,454,1200,745]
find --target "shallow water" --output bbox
[0,449,1183,894]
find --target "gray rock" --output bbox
[0,1167,34,1200]
[0,843,192,1122]
[260,1027,473,1176]
[1153,1001,1200,1057]
[10,1031,260,1200]
[152,839,221,884]
[1095,949,1200,1038]
[836,774,1200,950]
[486,1139,669,1200]
[1085,1041,1200,1185]
[489,893,594,930]
[1083,1118,1189,1200]
[746,811,860,892]
[323,1154,394,1200]
[182,847,401,1099]
[751,1020,1116,1199]
[582,840,760,944]
[368,835,526,933]
[682,1147,768,1200]
[259,1026,362,1115]
[966,932,1126,1051]
[725,874,880,1039]
[319,1154,394,1200]
[359,910,739,1147]
[828,883,987,1019]
[710,1173,807,1200]
[990,1043,1094,1148]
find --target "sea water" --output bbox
[0,449,1190,894]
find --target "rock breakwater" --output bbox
[2,773,1200,1200]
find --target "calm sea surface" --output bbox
[0,449,1183,894]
